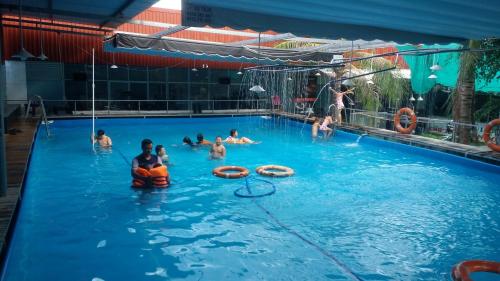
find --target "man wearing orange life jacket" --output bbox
[131,139,169,188]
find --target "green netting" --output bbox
[397,44,500,94]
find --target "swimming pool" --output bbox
[2,116,499,281]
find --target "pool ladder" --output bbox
[25,95,50,137]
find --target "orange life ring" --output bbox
[394,107,417,134]
[482,118,500,152]
[452,260,500,281]
[256,165,294,177]
[213,166,249,179]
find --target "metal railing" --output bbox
[25,95,50,137]
[346,108,494,147]
[7,99,271,116]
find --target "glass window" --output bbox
[210,84,228,99]
[109,82,129,100]
[168,83,188,100]
[129,67,147,81]
[190,68,209,83]
[168,68,188,82]
[64,64,85,80]
[190,85,209,100]
[65,81,86,100]
[85,64,108,81]
[87,81,108,100]
[228,69,243,84]
[209,69,228,83]
[130,83,148,100]
[149,83,167,100]
[149,68,166,82]
[109,66,128,81]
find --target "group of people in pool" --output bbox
[91,128,258,188]
[182,129,257,159]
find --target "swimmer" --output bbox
[319,115,334,139]
[224,129,256,144]
[132,139,162,172]
[196,133,212,146]
[91,129,112,147]
[312,117,320,139]
[183,136,198,148]
[210,136,226,159]
[155,144,169,164]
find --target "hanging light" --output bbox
[12,1,34,61]
[287,77,292,81]
[430,64,441,71]
[410,95,416,102]
[249,85,265,92]
[191,67,198,72]
[315,71,321,77]
[110,52,118,69]
[418,96,424,101]
[428,74,437,79]
[237,71,243,75]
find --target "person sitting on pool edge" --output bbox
[155,144,169,165]
[91,129,112,147]
[210,136,226,159]
[224,129,257,144]
[131,139,169,188]
[196,133,212,146]
[319,115,334,139]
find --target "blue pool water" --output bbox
[2,116,499,281]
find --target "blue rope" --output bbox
[236,177,363,281]
[233,177,276,198]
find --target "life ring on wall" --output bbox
[394,107,417,134]
[256,165,294,177]
[213,166,249,179]
[482,118,500,152]
[452,260,500,281]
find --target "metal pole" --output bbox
[92,48,95,148]
[0,34,7,196]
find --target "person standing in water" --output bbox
[91,129,112,147]
[210,136,226,159]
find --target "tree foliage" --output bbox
[476,38,500,83]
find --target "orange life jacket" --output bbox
[149,165,169,188]
[132,167,152,188]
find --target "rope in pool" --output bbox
[240,177,363,281]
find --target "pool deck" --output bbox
[0,118,38,256]
[277,112,500,166]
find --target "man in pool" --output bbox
[210,136,226,159]
[92,129,112,147]
[132,139,162,172]
[224,129,256,144]
[196,133,212,145]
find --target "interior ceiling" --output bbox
[0,0,157,28]
[181,0,500,44]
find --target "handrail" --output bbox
[25,95,50,137]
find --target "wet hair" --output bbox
[229,129,237,137]
[183,136,193,146]
[155,144,164,154]
[196,133,204,142]
[97,129,105,136]
[141,139,153,149]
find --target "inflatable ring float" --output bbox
[452,260,500,281]
[482,118,500,152]
[213,166,249,179]
[394,107,417,134]
[256,165,294,177]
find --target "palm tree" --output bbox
[453,40,480,144]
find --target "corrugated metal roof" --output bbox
[181,0,500,44]
[0,0,157,28]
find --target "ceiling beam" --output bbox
[99,0,136,28]
[229,32,295,46]
[151,25,188,37]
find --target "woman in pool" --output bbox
[311,117,321,139]
[224,129,256,144]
